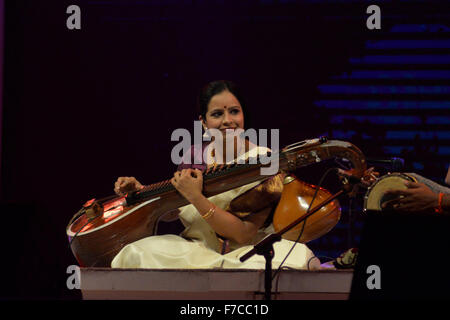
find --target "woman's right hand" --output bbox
[114,176,144,196]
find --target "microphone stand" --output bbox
[240,188,346,300]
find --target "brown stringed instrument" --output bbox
[66,137,366,267]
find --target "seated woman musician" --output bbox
[110,80,321,269]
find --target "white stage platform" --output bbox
[80,268,353,300]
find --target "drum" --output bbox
[363,173,417,212]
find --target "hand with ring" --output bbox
[170,169,203,202]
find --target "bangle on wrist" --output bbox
[435,193,444,214]
[202,204,216,220]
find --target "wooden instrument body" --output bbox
[68,201,158,267]
[273,178,341,243]
[67,192,186,267]
[67,138,366,267]
[67,162,274,267]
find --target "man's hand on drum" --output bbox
[171,169,203,203]
[114,176,144,196]
[382,181,439,212]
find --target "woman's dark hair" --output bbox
[197,80,250,126]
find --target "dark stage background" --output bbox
[1,0,449,299]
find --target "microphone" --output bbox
[367,157,404,172]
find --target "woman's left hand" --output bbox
[171,169,204,202]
